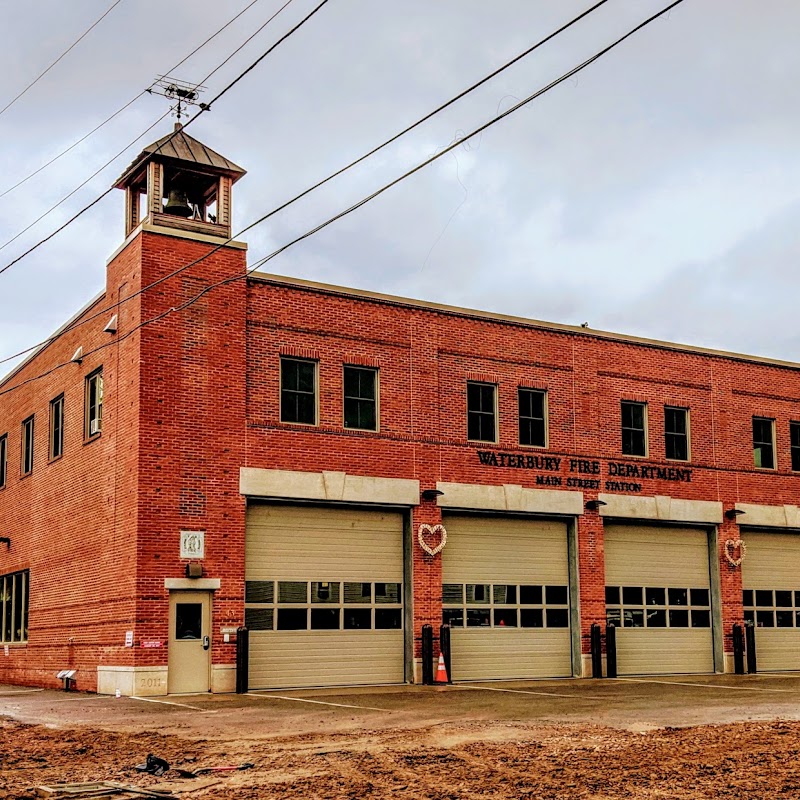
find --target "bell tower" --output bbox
[114,123,246,240]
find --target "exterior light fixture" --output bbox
[0,537,9,549]
[725,509,746,520]
[70,346,83,364]
[103,314,118,334]
[421,489,444,501]
[585,499,607,511]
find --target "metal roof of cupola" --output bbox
[114,123,246,240]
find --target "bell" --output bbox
[163,188,192,217]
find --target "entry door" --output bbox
[168,591,211,694]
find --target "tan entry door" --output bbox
[168,591,211,694]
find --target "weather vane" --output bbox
[147,76,208,121]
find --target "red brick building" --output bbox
[2,128,800,694]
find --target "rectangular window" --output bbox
[467,382,496,442]
[791,422,800,472]
[21,416,34,476]
[85,369,103,438]
[280,358,317,425]
[442,582,569,629]
[1,570,29,644]
[0,433,6,489]
[343,366,377,431]
[664,406,689,461]
[49,394,64,460]
[244,580,402,632]
[621,400,647,456]
[519,388,547,448]
[606,584,710,629]
[753,416,775,469]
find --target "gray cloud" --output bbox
[1,0,799,371]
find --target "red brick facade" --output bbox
[2,157,800,691]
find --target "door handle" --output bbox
[202,635,210,650]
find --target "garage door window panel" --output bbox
[744,589,800,629]
[606,585,711,629]
[247,580,402,632]
[444,582,569,629]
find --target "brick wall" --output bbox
[4,229,800,688]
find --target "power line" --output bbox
[0,0,312,272]
[0,0,126,118]
[0,0,611,369]
[0,0,685,399]
[0,0,267,200]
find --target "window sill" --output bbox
[518,442,548,450]
[82,433,102,446]
[48,454,64,465]
[279,420,318,429]
[620,453,648,459]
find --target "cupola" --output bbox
[114,123,246,239]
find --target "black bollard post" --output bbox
[235,627,249,694]
[605,624,617,679]
[745,623,757,674]
[590,623,603,678]
[421,624,434,685]
[732,624,745,675]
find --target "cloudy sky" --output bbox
[1,0,798,375]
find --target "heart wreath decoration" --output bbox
[724,538,747,567]
[418,524,447,556]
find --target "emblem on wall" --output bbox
[724,538,746,567]
[180,530,205,560]
[418,524,447,556]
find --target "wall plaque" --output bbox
[180,530,205,559]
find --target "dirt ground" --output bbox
[4,677,800,798]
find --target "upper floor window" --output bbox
[343,366,378,431]
[664,406,689,461]
[621,401,647,457]
[519,388,547,448]
[753,417,775,469]
[791,422,800,472]
[467,382,497,443]
[280,358,317,425]
[49,394,64,460]
[21,416,34,476]
[1,569,29,644]
[0,434,6,489]
[85,369,103,438]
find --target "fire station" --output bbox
[1,127,800,695]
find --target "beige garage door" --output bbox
[742,531,800,671]
[604,524,713,675]
[245,504,404,689]
[441,515,572,681]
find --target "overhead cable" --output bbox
[0,0,686,398]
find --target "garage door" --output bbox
[245,504,404,689]
[604,524,714,675]
[742,531,800,671]
[441,515,572,681]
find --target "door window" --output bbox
[175,603,202,639]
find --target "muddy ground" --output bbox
[4,714,800,799]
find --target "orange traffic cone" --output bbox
[435,652,449,684]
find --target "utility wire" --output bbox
[0,0,125,118]
[0,0,266,200]
[0,0,685,397]
[0,0,311,271]
[0,0,610,366]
